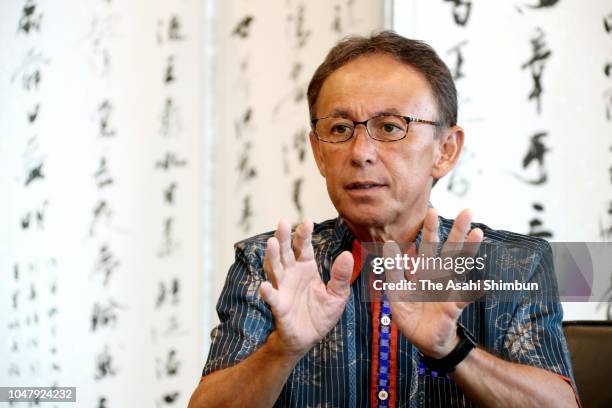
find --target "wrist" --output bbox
[440,335,461,359]
[419,323,477,374]
[420,335,461,359]
[266,331,308,363]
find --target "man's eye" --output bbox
[331,124,352,134]
[382,123,403,132]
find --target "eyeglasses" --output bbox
[310,114,440,143]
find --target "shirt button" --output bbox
[378,390,389,401]
[380,315,391,326]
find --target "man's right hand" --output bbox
[259,219,354,358]
[189,219,354,408]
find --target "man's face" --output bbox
[310,54,458,230]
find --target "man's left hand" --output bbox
[385,208,483,359]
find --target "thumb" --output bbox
[259,281,279,311]
[327,251,354,299]
[456,301,473,311]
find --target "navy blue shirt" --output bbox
[202,216,577,407]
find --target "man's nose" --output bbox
[349,124,378,166]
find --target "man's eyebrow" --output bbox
[326,107,403,117]
[328,108,351,117]
[371,108,402,116]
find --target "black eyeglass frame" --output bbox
[310,114,441,143]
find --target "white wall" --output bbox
[393,0,612,320]
[0,0,205,406]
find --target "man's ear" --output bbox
[309,131,326,178]
[431,125,464,180]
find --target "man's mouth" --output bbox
[345,181,387,190]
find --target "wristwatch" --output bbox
[419,323,477,374]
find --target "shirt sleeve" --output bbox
[202,242,274,377]
[497,242,580,402]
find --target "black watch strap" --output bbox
[419,323,477,374]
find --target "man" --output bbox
[189,31,578,407]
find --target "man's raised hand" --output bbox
[385,208,483,359]
[259,219,354,358]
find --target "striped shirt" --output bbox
[202,216,577,407]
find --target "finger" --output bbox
[264,237,283,287]
[292,219,314,261]
[439,211,473,302]
[326,251,353,299]
[403,242,418,279]
[274,219,296,267]
[420,207,440,259]
[456,301,472,312]
[463,227,483,258]
[455,228,486,302]
[446,209,473,243]
[383,241,404,284]
[443,209,473,258]
[452,226,483,281]
[382,241,410,302]
[259,281,280,311]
